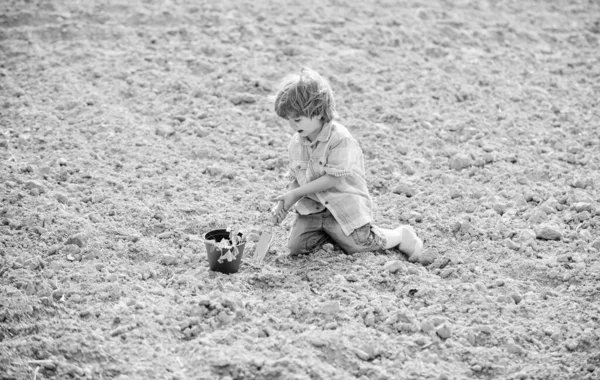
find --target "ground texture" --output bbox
[1,0,600,379]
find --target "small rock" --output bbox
[65,234,86,248]
[419,250,437,266]
[24,180,46,193]
[496,295,514,304]
[352,347,371,361]
[246,233,260,242]
[397,145,409,155]
[564,339,578,351]
[506,239,520,251]
[517,229,537,242]
[436,324,452,339]
[439,268,455,278]
[536,224,562,240]
[155,124,175,137]
[509,293,523,304]
[229,93,256,105]
[528,210,547,224]
[157,231,173,239]
[392,182,416,197]
[62,244,81,256]
[420,320,435,333]
[318,301,340,314]
[449,154,474,171]
[161,254,178,266]
[506,342,524,355]
[306,335,327,347]
[324,322,337,330]
[383,260,404,273]
[55,193,70,204]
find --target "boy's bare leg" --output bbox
[380,226,423,261]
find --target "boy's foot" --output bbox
[398,226,423,262]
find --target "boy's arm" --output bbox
[278,174,340,211]
[292,174,339,198]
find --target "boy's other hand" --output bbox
[271,200,287,225]
[275,191,300,212]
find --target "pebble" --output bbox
[449,154,474,171]
[564,339,578,351]
[324,322,337,330]
[496,295,514,304]
[246,232,260,242]
[436,324,452,339]
[65,234,86,248]
[509,293,523,304]
[535,224,562,240]
[517,229,537,242]
[419,250,437,266]
[392,182,416,197]
[420,320,435,333]
[439,268,455,278]
[569,202,589,212]
[383,260,404,273]
[157,231,173,239]
[229,93,256,105]
[318,301,340,315]
[506,239,520,251]
[306,335,328,347]
[397,145,409,155]
[161,254,178,265]
[155,124,175,137]
[506,342,524,355]
[62,244,81,256]
[352,347,371,361]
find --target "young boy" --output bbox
[271,67,423,261]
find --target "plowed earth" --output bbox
[1,0,599,379]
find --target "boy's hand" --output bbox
[276,190,301,212]
[270,200,288,225]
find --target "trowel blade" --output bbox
[254,230,274,263]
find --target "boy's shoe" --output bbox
[398,226,423,262]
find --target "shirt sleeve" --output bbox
[324,137,360,177]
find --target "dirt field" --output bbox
[1,0,600,379]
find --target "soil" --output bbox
[1,0,600,379]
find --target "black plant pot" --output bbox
[204,229,245,274]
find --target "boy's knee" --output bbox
[288,234,328,256]
[287,240,305,256]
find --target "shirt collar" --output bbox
[300,121,333,146]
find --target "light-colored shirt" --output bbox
[286,121,373,236]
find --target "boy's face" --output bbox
[287,116,323,142]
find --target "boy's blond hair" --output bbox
[274,67,338,123]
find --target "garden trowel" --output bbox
[254,201,285,263]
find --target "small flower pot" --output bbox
[203,229,246,274]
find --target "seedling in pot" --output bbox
[204,226,245,264]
